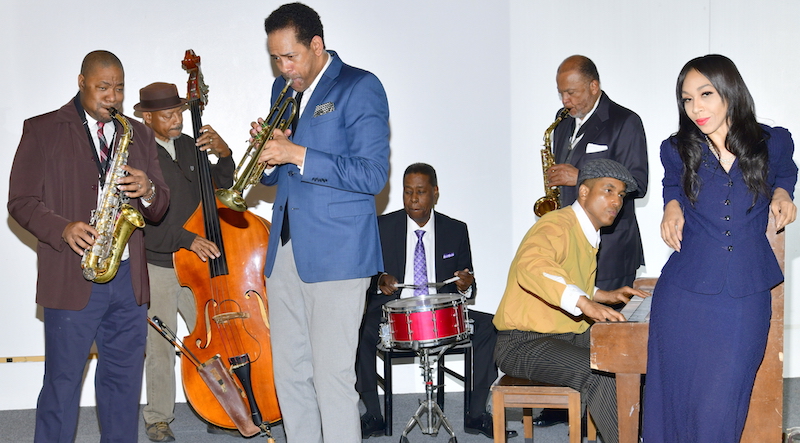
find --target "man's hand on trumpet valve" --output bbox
[249,119,307,168]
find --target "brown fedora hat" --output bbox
[133,82,188,112]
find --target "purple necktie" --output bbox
[97,121,109,164]
[413,230,428,296]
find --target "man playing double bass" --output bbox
[135,82,235,442]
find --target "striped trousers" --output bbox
[494,329,618,443]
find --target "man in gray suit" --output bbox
[255,4,390,442]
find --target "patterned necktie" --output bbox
[97,121,109,164]
[291,91,304,136]
[413,230,428,296]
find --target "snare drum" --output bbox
[381,294,469,349]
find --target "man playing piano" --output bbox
[493,159,649,443]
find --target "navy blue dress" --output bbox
[642,125,797,442]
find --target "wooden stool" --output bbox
[491,375,596,443]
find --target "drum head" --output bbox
[384,294,462,313]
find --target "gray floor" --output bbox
[2,378,800,442]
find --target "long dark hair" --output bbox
[674,54,769,206]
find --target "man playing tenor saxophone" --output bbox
[8,50,169,443]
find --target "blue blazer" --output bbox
[658,125,797,296]
[261,51,390,283]
[552,92,649,281]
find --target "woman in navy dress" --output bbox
[642,54,797,442]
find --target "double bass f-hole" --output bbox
[197,295,266,362]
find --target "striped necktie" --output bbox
[97,121,109,164]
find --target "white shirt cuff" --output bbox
[297,148,307,175]
[560,284,589,317]
[542,272,590,317]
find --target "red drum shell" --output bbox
[383,294,469,349]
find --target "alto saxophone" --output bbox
[534,108,571,217]
[81,108,146,283]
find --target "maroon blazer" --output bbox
[8,97,169,310]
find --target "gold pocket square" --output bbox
[314,102,335,117]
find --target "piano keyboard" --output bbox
[621,295,651,322]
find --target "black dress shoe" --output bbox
[464,412,518,439]
[360,412,386,438]
[532,408,569,427]
[206,423,242,437]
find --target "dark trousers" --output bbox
[596,273,636,291]
[494,329,619,443]
[356,293,498,417]
[35,261,147,443]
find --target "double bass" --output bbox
[173,50,281,433]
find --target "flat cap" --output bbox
[577,159,637,194]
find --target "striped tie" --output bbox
[97,121,109,164]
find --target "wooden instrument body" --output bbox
[174,199,280,427]
[172,49,280,429]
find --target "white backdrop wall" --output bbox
[0,0,797,411]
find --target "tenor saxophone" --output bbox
[533,108,571,217]
[81,108,146,283]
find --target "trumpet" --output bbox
[533,107,570,217]
[216,79,298,212]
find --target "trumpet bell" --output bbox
[215,189,247,212]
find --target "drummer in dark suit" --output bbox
[356,163,516,439]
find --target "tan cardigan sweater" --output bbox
[494,206,598,334]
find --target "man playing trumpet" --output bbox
[250,3,390,442]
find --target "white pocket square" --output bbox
[586,143,608,154]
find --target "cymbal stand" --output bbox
[399,343,458,443]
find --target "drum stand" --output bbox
[399,342,458,443]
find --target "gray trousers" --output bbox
[143,263,197,424]
[494,329,619,443]
[269,240,368,443]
